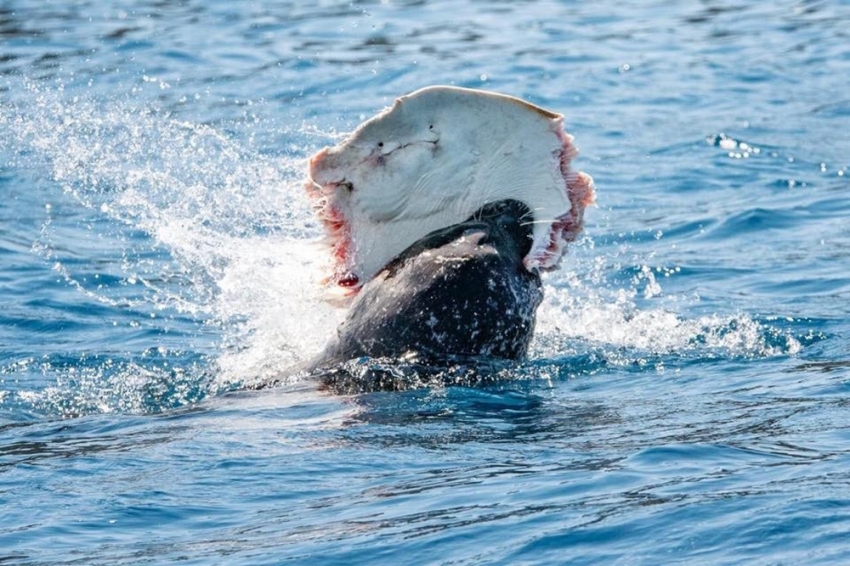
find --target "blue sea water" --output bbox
[1,0,849,563]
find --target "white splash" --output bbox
[531,240,802,363]
[1,80,341,391]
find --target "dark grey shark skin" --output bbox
[305,199,544,391]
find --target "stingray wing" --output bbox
[306,86,595,293]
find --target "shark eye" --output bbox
[377,142,384,148]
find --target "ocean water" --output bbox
[1,0,849,563]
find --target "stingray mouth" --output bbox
[304,172,360,292]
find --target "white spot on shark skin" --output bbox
[306,85,596,295]
[434,255,471,265]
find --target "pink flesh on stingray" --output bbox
[524,124,596,271]
[305,86,595,294]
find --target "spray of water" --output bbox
[532,237,802,365]
[0,80,803,416]
[2,80,341,397]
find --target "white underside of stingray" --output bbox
[305,85,595,295]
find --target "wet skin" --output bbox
[308,199,543,380]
